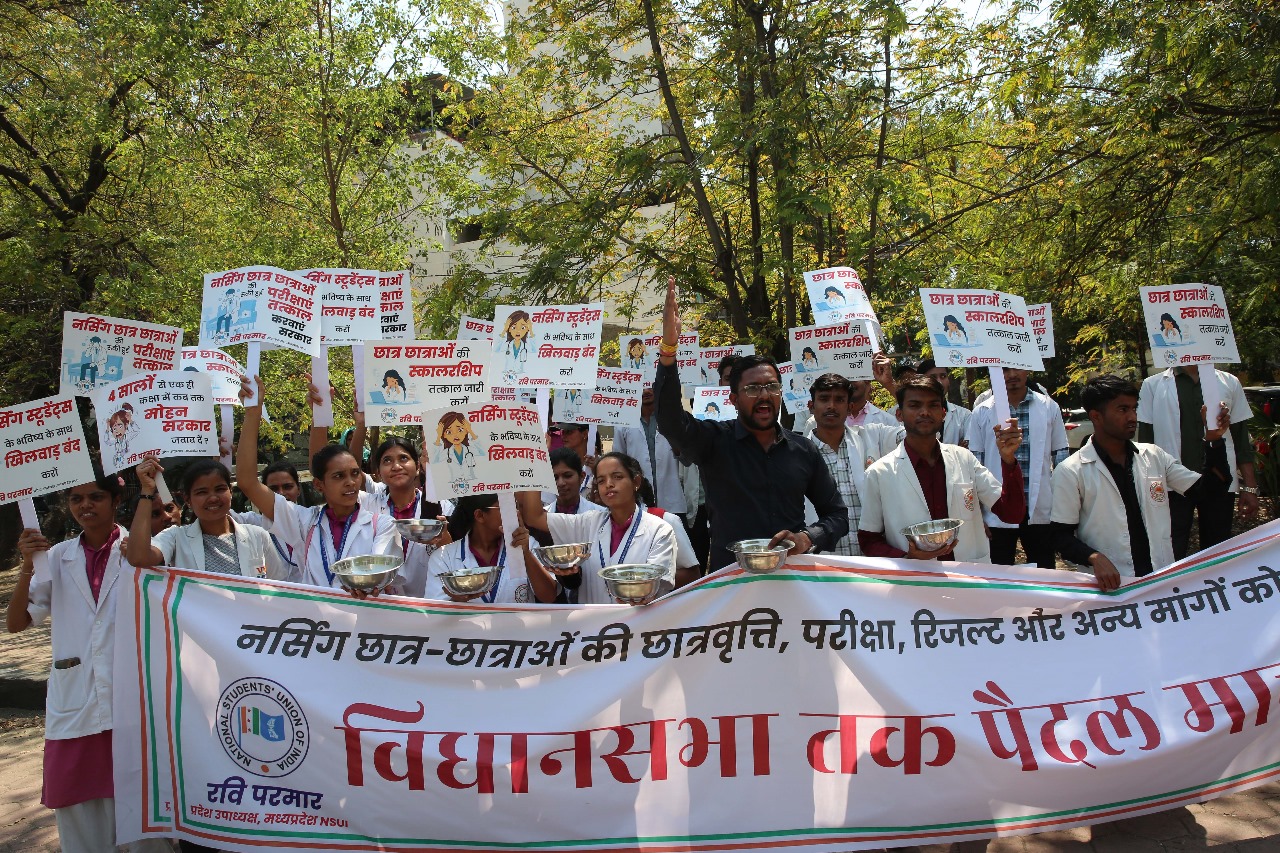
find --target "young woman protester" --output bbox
[236,376,398,591]
[7,469,170,853]
[518,451,678,604]
[425,494,559,603]
[125,457,292,581]
[363,436,454,597]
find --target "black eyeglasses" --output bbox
[739,382,783,398]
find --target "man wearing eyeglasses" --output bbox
[653,278,848,572]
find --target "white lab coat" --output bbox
[545,509,677,604]
[1051,439,1201,577]
[233,508,300,578]
[360,483,454,599]
[860,444,1005,563]
[614,423,689,514]
[424,535,533,604]
[26,527,126,740]
[942,402,972,446]
[268,493,399,589]
[544,497,605,515]
[1137,368,1250,493]
[152,519,292,581]
[967,390,1067,527]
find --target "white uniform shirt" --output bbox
[545,509,677,604]
[942,402,972,446]
[544,497,605,515]
[360,483,454,599]
[1137,368,1251,493]
[153,520,291,581]
[27,526,127,740]
[614,423,689,514]
[268,492,398,589]
[860,444,1005,563]
[967,390,1068,527]
[1051,440,1201,577]
[424,535,533,604]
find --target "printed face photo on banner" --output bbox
[1026,303,1055,359]
[788,321,876,381]
[554,368,644,427]
[422,402,554,497]
[0,395,94,503]
[492,303,604,388]
[362,341,489,426]
[1140,284,1239,368]
[91,371,215,474]
[802,266,878,329]
[919,289,1044,372]
[693,386,735,421]
[181,348,245,406]
[61,313,183,397]
[199,266,320,356]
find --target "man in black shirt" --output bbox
[652,278,848,571]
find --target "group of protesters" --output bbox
[6,275,1265,853]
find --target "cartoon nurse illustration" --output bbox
[943,314,969,345]
[103,403,140,471]
[498,310,534,383]
[624,337,647,370]
[799,346,820,372]
[435,411,479,489]
[76,336,107,391]
[559,388,582,422]
[214,288,240,341]
[382,369,408,403]
[1157,312,1184,345]
[702,401,721,420]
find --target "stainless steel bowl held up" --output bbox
[598,564,667,604]
[900,518,963,552]
[532,542,591,575]
[729,538,792,574]
[394,518,446,545]
[331,554,403,593]
[437,566,501,598]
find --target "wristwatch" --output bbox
[138,492,158,501]
[1239,485,1260,495]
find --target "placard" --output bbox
[490,303,603,388]
[378,271,415,340]
[803,266,878,329]
[181,348,245,406]
[1140,284,1239,367]
[920,289,1044,372]
[778,360,810,416]
[458,315,494,340]
[304,269,382,345]
[0,395,93,503]
[788,322,875,381]
[553,368,644,427]
[617,331,699,388]
[362,341,488,427]
[422,402,554,497]
[199,266,321,356]
[91,372,216,474]
[697,345,755,385]
[692,386,735,421]
[1026,303,1055,359]
[60,313,183,397]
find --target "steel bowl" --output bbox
[730,538,792,574]
[437,566,500,598]
[598,564,667,604]
[532,542,591,574]
[901,518,963,552]
[332,554,403,593]
[395,517,446,545]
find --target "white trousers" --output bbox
[54,797,174,853]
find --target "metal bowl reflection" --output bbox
[395,518,446,545]
[332,554,402,593]
[901,518,963,552]
[598,564,667,604]
[729,538,791,574]
[532,542,591,573]
[437,566,500,598]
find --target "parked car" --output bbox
[1062,408,1094,452]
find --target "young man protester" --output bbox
[859,376,1025,562]
[1052,375,1231,590]
[918,358,971,446]
[653,278,848,571]
[805,373,902,556]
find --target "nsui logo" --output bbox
[217,678,309,778]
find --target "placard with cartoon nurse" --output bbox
[1140,283,1239,367]
[788,321,876,380]
[362,340,489,427]
[61,312,183,397]
[554,368,644,427]
[422,402,555,498]
[199,266,321,357]
[803,266,878,331]
[91,371,216,475]
[493,303,604,388]
[692,386,735,421]
[919,289,1044,372]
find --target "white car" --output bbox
[1063,408,1094,452]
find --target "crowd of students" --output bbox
[6,278,1265,852]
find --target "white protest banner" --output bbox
[181,348,245,407]
[362,341,488,427]
[421,401,553,498]
[91,372,215,474]
[1026,303,1055,359]
[920,289,1044,373]
[697,344,755,385]
[778,360,810,415]
[198,266,321,357]
[117,522,1280,852]
[692,386,735,421]
[554,368,644,427]
[458,314,494,340]
[305,269,382,345]
[803,266,878,331]
[788,321,876,381]
[617,331,699,388]
[492,303,603,388]
[490,386,538,405]
[378,270,414,340]
[60,313,183,397]
[1140,283,1239,370]
[0,395,93,503]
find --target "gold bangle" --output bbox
[658,341,678,356]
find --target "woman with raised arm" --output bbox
[236,376,397,590]
[425,494,558,603]
[364,436,453,597]
[518,451,677,604]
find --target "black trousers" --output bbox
[1169,489,1236,560]
[990,522,1056,569]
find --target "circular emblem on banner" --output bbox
[948,350,964,366]
[513,582,532,603]
[1163,349,1179,366]
[380,407,398,425]
[216,677,309,778]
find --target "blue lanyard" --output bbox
[316,509,357,585]
[597,510,643,569]
[460,534,506,603]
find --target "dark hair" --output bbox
[809,372,852,400]
[502,310,532,341]
[70,459,124,500]
[717,354,740,378]
[1158,313,1182,334]
[311,443,357,481]
[382,369,406,389]
[917,358,938,374]
[627,337,645,353]
[550,446,583,471]
[261,459,300,486]
[824,286,842,299]
[801,346,818,361]
[895,375,947,407]
[595,451,657,507]
[182,459,232,495]
[1081,375,1140,414]
[705,402,720,413]
[943,315,965,332]
[727,354,780,394]
[373,436,419,468]
[893,357,920,381]
[448,493,498,541]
